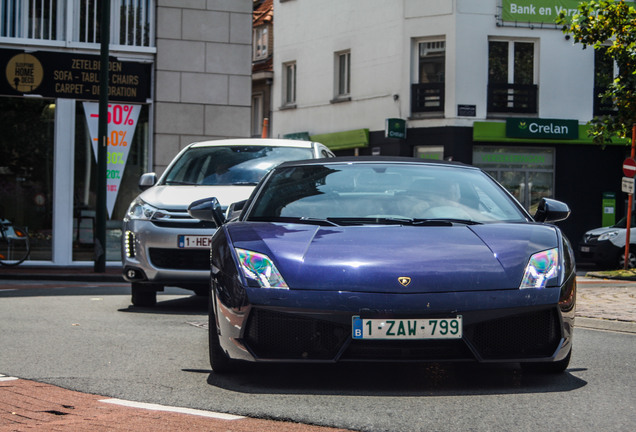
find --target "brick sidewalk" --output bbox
[0,376,351,432]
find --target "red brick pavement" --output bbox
[0,377,352,432]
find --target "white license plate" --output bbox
[352,316,462,340]
[580,246,590,253]
[177,235,213,249]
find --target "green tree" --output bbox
[557,0,636,144]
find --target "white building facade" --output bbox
[271,0,629,245]
[0,0,252,266]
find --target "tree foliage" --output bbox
[557,0,636,144]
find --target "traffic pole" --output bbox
[94,0,110,273]
[625,124,636,269]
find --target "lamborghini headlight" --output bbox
[520,248,559,289]
[235,248,289,289]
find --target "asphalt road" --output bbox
[0,279,635,431]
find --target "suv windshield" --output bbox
[162,146,314,186]
[248,163,529,224]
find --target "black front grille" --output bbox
[148,248,210,270]
[243,307,562,363]
[464,308,561,360]
[244,309,349,360]
[341,339,473,361]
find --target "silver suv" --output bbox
[122,138,334,306]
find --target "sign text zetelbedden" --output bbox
[1,48,151,103]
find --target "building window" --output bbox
[594,46,616,116]
[487,40,537,114]
[473,146,554,214]
[283,61,296,106]
[253,25,268,61]
[0,97,55,261]
[334,50,350,100]
[0,0,154,48]
[411,40,445,113]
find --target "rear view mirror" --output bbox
[533,198,570,223]
[138,172,157,191]
[188,197,225,227]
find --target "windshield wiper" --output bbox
[412,218,482,226]
[326,217,481,226]
[163,180,197,185]
[247,216,340,226]
[299,217,340,226]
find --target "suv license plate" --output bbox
[178,235,212,249]
[352,316,462,340]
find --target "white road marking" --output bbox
[0,375,18,382]
[99,398,245,420]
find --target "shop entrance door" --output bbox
[473,146,555,214]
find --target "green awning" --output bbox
[310,128,369,150]
[473,121,630,146]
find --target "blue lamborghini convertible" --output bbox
[188,157,576,374]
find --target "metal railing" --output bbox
[411,82,445,113]
[487,83,537,114]
[0,0,154,49]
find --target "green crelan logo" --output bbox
[506,118,579,140]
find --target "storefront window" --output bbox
[0,96,55,261]
[473,146,554,214]
[73,103,149,261]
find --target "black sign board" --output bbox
[457,104,476,117]
[0,48,151,103]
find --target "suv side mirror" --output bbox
[138,173,157,191]
[533,198,570,223]
[188,197,225,227]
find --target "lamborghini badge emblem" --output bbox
[398,277,411,286]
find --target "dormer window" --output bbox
[253,25,268,61]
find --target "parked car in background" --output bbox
[188,157,576,374]
[122,138,334,306]
[579,215,636,269]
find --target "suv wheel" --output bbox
[131,283,158,307]
[618,247,636,269]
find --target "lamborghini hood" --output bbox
[226,222,560,293]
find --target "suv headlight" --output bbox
[598,230,620,241]
[520,248,559,289]
[125,198,168,221]
[235,248,288,289]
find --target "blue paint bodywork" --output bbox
[203,157,576,369]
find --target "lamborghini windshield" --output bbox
[247,162,529,224]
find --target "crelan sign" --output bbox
[506,118,579,140]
